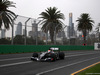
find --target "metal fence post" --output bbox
[62,25,67,45]
[36,20,41,45]
[25,18,31,45]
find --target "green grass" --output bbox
[77,63,100,75]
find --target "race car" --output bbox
[31,47,65,62]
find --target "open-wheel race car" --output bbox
[31,47,65,62]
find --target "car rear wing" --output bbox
[50,47,60,51]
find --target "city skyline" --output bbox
[9,0,100,27]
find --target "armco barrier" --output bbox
[0,45,94,54]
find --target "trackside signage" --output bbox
[94,43,100,50]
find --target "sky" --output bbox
[9,0,100,28]
[0,0,100,38]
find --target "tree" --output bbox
[0,38,11,44]
[13,35,24,44]
[39,7,65,43]
[0,0,16,29]
[76,13,94,45]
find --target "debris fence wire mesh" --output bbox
[0,15,99,45]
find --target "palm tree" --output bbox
[76,13,94,45]
[0,0,16,29]
[39,7,65,43]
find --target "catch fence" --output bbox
[0,15,99,45]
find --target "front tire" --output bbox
[32,53,38,57]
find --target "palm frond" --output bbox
[0,0,16,29]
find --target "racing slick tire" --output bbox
[32,53,38,57]
[59,52,65,59]
[31,53,38,60]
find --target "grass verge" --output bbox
[77,63,100,75]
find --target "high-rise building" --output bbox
[15,22,22,36]
[32,20,37,32]
[69,13,73,27]
[29,20,37,38]
[67,13,75,38]
[1,29,6,38]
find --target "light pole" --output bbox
[25,18,31,45]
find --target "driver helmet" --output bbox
[48,50,51,52]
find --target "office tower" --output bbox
[29,20,37,38]
[32,20,37,32]
[69,13,73,37]
[69,13,73,27]
[68,13,75,38]
[15,22,22,36]
[1,29,6,38]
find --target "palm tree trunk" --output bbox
[83,29,86,45]
[84,35,86,45]
[50,29,54,44]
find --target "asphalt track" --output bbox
[0,50,100,75]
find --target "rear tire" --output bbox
[59,52,65,59]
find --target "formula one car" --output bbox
[31,47,65,62]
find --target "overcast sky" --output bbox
[9,0,100,28]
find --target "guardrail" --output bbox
[0,45,94,54]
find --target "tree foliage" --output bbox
[0,0,16,29]
[40,7,65,43]
[76,13,94,44]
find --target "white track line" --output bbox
[36,56,100,75]
[65,52,98,57]
[0,61,32,68]
[0,57,30,62]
